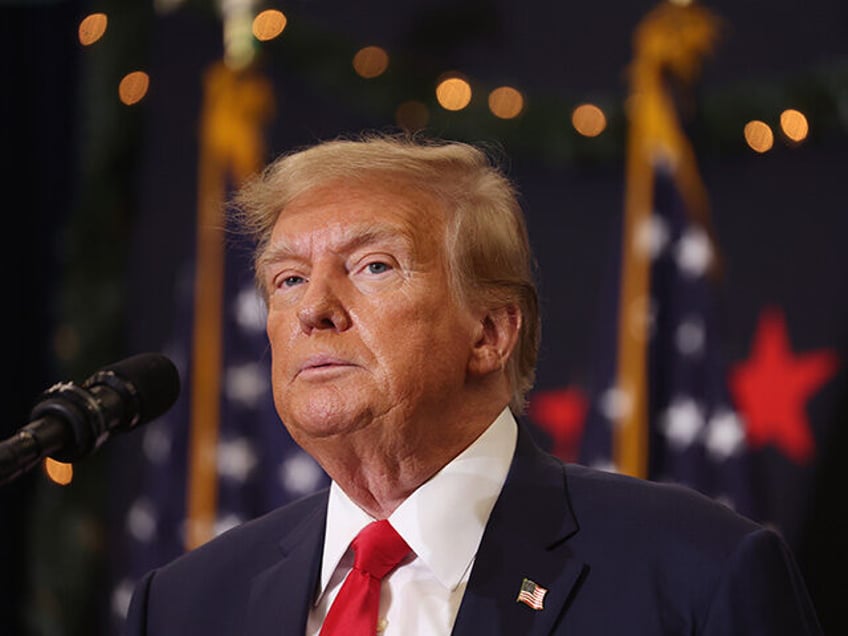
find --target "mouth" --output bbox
[296,355,357,378]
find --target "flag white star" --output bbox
[675,316,706,356]
[217,437,258,482]
[142,422,172,464]
[713,494,737,511]
[660,397,705,450]
[279,452,325,496]
[127,497,158,543]
[225,362,271,409]
[589,459,619,474]
[214,513,245,537]
[705,409,746,461]
[634,213,670,259]
[599,385,635,422]
[111,578,135,620]
[233,285,267,333]
[675,226,713,277]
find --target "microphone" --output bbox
[0,353,180,486]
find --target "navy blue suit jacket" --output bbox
[124,424,821,635]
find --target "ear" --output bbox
[468,304,522,377]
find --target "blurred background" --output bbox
[3,0,846,634]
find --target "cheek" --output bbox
[266,309,297,345]
[363,304,473,383]
[266,313,296,378]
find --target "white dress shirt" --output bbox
[306,407,518,635]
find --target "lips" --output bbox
[296,354,357,378]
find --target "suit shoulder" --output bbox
[564,463,761,550]
[156,488,328,578]
[124,489,329,634]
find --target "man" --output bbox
[124,134,821,635]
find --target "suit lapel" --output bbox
[244,495,328,636]
[451,425,586,636]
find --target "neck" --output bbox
[305,397,509,519]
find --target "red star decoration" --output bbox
[527,386,588,462]
[729,307,838,464]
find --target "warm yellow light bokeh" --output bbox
[744,120,774,153]
[488,86,524,119]
[436,76,472,111]
[395,100,429,131]
[44,459,73,486]
[572,103,607,137]
[79,13,108,46]
[252,9,287,42]
[353,46,390,79]
[119,71,150,105]
[780,108,809,143]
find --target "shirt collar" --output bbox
[315,408,518,600]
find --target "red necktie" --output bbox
[319,520,411,636]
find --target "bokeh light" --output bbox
[252,9,287,42]
[44,459,73,486]
[119,71,150,105]
[744,120,774,153]
[571,103,607,137]
[395,100,429,131]
[353,46,389,79]
[780,109,809,143]
[78,13,108,46]
[435,75,472,112]
[488,86,524,119]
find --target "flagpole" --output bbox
[185,75,229,550]
[614,125,653,478]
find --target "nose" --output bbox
[296,274,352,334]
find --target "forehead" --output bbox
[268,179,447,253]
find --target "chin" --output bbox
[280,394,371,442]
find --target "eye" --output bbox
[278,275,306,288]
[366,261,391,275]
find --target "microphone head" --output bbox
[97,353,181,427]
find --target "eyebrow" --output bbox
[258,223,416,273]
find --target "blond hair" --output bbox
[232,132,540,413]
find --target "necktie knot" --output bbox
[352,520,411,580]
[319,520,411,636]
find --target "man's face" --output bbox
[262,180,481,455]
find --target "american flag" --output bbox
[107,243,330,635]
[569,0,758,518]
[516,577,548,610]
[578,162,757,518]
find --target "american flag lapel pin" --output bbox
[516,577,548,610]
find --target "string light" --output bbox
[252,9,287,42]
[435,74,472,112]
[44,459,73,486]
[780,109,809,143]
[353,46,389,79]
[744,120,774,153]
[572,103,607,137]
[119,71,150,105]
[488,86,524,119]
[78,13,108,46]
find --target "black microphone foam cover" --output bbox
[96,353,181,428]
